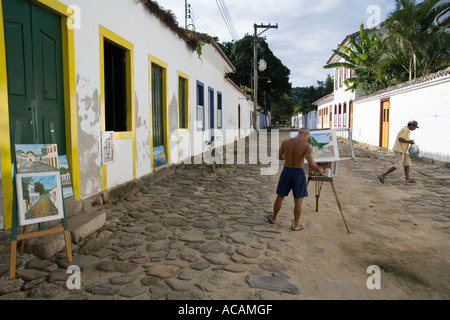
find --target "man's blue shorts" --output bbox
[276,167,308,199]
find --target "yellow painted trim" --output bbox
[177,71,190,160]
[61,12,80,202]
[115,132,134,140]
[0,2,13,229]
[149,54,169,171]
[99,25,136,190]
[30,0,73,17]
[0,0,79,230]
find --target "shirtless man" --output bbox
[267,127,324,231]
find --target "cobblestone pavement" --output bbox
[0,129,449,300]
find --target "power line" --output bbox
[190,7,216,36]
[216,0,239,41]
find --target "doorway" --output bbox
[3,0,66,162]
[380,98,390,148]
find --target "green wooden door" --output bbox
[3,0,65,162]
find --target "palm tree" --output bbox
[383,0,450,80]
[324,24,386,94]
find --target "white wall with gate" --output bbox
[353,68,450,163]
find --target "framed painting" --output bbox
[308,130,340,162]
[153,145,167,168]
[15,144,60,174]
[291,130,341,163]
[58,155,74,199]
[15,171,64,226]
[101,131,115,165]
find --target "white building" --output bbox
[0,0,255,229]
[353,67,450,163]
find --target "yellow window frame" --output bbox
[99,25,136,190]
[148,54,169,172]
[177,70,190,161]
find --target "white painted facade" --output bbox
[66,0,254,196]
[353,68,450,162]
[0,0,255,229]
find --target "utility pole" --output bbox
[253,23,277,132]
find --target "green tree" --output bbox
[219,37,291,113]
[290,75,334,116]
[323,24,388,94]
[382,0,450,80]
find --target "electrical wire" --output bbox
[216,0,239,41]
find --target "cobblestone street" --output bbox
[1,129,449,300]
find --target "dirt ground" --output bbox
[1,130,449,301]
[267,133,450,300]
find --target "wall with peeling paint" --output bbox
[55,0,255,201]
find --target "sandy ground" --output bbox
[266,132,450,299]
[1,129,449,301]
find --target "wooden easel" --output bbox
[307,174,350,234]
[9,125,72,280]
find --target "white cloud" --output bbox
[156,0,398,87]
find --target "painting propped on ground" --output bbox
[15,171,64,226]
[59,155,74,198]
[153,145,167,168]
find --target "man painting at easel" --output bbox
[266,127,324,231]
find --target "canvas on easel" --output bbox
[9,143,72,279]
[15,171,64,226]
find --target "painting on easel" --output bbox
[15,144,60,174]
[307,130,340,163]
[15,171,64,226]
[14,144,64,226]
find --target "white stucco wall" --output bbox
[353,73,450,162]
[56,0,250,198]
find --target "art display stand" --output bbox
[9,132,72,280]
[307,173,350,235]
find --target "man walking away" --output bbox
[378,120,419,184]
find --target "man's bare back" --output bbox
[279,133,322,173]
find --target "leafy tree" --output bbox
[219,37,291,114]
[382,0,450,79]
[323,24,388,94]
[290,75,334,115]
[34,182,45,195]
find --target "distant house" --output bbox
[313,28,380,135]
[313,25,450,163]
[353,67,450,163]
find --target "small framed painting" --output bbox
[102,131,115,165]
[153,145,167,168]
[15,171,64,226]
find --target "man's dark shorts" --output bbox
[276,167,308,199]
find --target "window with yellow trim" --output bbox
[178,76,188,129]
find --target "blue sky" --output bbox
[27,175,58,190]
[156,0,399,87]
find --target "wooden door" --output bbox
[3,0,65,161]
[380,99,390,148]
